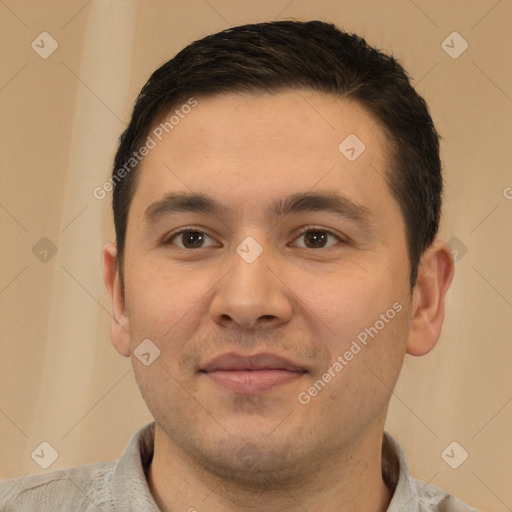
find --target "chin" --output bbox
[192,440,306,490]
[159,416,310,488]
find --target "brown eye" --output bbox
[304,231,328,248]
[292,229,341,249]
[167,230,218,249]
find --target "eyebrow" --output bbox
[143,191,373,227]
[271,192,372,225]
[144,192,230,223]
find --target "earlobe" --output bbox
[102,243,131,358]
[406,239,455,357]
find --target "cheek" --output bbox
[124,256,212,345]
[288,262,399,349]
[288,258,409,408]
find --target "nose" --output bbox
[209,246,294,331]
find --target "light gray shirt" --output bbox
[0,422,479,511]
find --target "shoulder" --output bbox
[409,476,480,512]
[0,459,117,512]
[383,432,480,512]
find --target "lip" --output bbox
[200,352,307,393]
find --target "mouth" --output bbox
[199,352,308,393]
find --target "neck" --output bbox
[148,423,392,512]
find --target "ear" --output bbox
[102,243,131,357]
[406,239,455,356]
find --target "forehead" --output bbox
[129,90,398,225]
[148,90,389,169]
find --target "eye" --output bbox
[291,228,343,249]
[166,229,219,249]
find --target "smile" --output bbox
[200,352,308,393]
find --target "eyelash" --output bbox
[164,227,219,248]
[164,226,345,249]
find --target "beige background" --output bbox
[1,0,511,510]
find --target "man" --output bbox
[0,20,478,511]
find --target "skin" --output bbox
[103,90,454,512]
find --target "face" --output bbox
[111,90,417,484]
